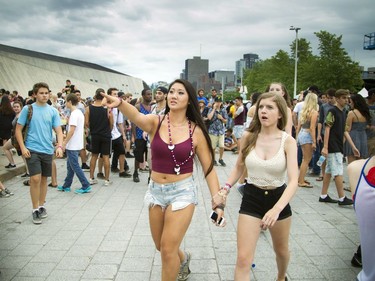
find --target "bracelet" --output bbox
[222,183,232,192]
[216,204,225,211]
[57,145,63,149]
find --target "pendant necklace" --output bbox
[167,113,194,175]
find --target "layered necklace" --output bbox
[166,113,194,175]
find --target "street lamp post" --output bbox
[290,26,301,99]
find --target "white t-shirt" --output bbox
[66,109,85,150]
[111,108,124,140]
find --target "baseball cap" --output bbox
[156,86,168,94]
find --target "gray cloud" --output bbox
[0,0,373,85]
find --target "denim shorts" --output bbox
[325,152,343,177]
[233,125,244,139]
[239,183,292,220]
[297,129,313,145]
[144,176,198,211]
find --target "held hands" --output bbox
[211,189,228,210]
[260,207,280,230]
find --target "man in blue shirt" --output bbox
[15,82,63,224]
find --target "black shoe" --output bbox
[319,195,338,203]
[338,196,353,206]
[133,174,140,183]
[119,171,132,178]
[126,152,134,158]
[351,253,362,268]
[111,167,120,173]
[21,173,30,178]
[81,163,90,171]
[97,173,105,179]
[214,160,218,166]
[5,163,16,168]
[218,159,226,167]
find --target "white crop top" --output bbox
[245,131,288,187]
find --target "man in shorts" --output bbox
[319,89,359,205]
[15,82,63,224]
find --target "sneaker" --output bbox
[338,196,353,206]
[0,190,10,198]
[177,251,191,281]
[75,186,92,194]
[89,178,98,185]
[351,253,362,268]
[104,180,112,186]
[5,163,16,168]
[32,210,42,224]
[111,167,120,173]
[39,207,48,219]
[21,173,30,178]
[119,171,132,178]
[319,195,338,203]
[97,172,105,179]
[126,152,135,158]
[214,160,218,166]
[133,173,140,183]
[23,180,30,186]
[57,186,71,192]
[4,188,14,196]
[218,159,226,167]
[81,163,90,171]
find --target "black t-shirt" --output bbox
[325,106,345,153]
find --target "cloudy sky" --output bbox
[1,0,373,85]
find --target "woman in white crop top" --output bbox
[217,92,298,281]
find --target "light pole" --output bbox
[290,26,301,99]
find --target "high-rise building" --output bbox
[184,56,209,90]
[235,59,246,80]
[243,53,259,69]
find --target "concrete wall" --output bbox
[0,51,145,98]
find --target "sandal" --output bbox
[298,182,313,188]
[304,179,311,184]
[48,183,58,187]
[23,180,30,186]
[316,176,324,181]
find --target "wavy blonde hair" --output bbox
[300,93,318,124]
[241,92,288,161]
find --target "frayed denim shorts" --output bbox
[144,176,198,211]
[297,129,313,145]
[325,152,343,177]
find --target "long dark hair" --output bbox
[350,94,371,124]
[0,95,15,115]
[164,79,214,177]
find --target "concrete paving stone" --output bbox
[189,273,222,281]
[191,258,219,274]
[98,240,129,252]
[53,230,82,241]
[125,245,155,258]
[46,269,84,281]
[115,271,151,281]
[75,234,105,246]
[0,238,21,251]
[218,264,236,280]
[320,268,359,281]
[0,268,19,281]
[216,251,237,265]
[81,264,118,279]
[56,256,90,271]
[312,226,347,238]
[105,231,133,242]
[190,246,216,259]
[119,257,153,272]
[185,235,214,248]
[128,234,154,246]
[8,244,43,256]
[324,236,357,249]
[16,262,56,277]
[91,251,124,265]
[43,239,75,251]
[309,255,348,269]
[288,263,325,279]
[66,245,99,257]
[31,250,66,263]
[0,255,33,269]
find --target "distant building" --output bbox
[235,59,246,81]
[235,53,259,86]
[243,53,259,69]
[184,56,209,90]
[209,70,235,91]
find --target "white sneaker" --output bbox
[89,178,98,185]
[104,180,112,186]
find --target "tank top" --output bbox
[245,131,288,187]
[135,103,150,139]
[151,117,195,175]
[234,106,245,126]
[353,157,375,281]
[301,120,311,129]
[89,105,111,138]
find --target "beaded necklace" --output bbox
[166,113,194,175]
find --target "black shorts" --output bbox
[134,139,148,162]
[91,135,111,156]
[239,183,292,220]
[112,136,125,155]
[26,151,53,177]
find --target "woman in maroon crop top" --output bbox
[101,79,225,281]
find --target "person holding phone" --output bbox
[100,79,224,281]
[219,92,298,281]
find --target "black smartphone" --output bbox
[210,211,225,226]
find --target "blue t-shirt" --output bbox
[17,103,61,154]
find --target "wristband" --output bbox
[221,183,232,192]
[57,145,63,149]
[216,204,225,211]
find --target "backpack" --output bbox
[11,105,33,151]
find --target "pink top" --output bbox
[151,118,195,175]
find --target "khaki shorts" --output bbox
[209,134,225,149]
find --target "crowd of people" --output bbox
[0,80,374,281]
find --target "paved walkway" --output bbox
[0,151,361,280]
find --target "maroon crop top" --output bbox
[151,118,195,175]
